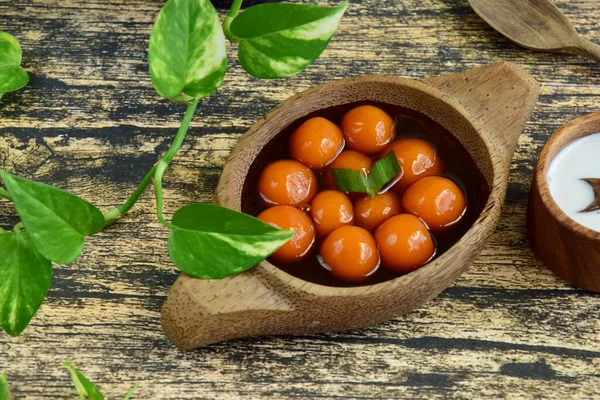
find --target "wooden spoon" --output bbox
[468,0,600,63]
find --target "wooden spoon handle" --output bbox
[576,38,600,63]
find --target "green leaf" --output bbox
[333,150,402,198]
[0,31,22,65]
[63,362,105,400]
[123,383,139,400]
[148,0,227,100]
[0,66,29,95]
[168,204,294,279]
[0,31,29,95]
[331,168,370,194]
[369,149,402,192]
[0,230,52,337]
[230,1,347,79]
[0,172,105,264]
[0,372,10,400]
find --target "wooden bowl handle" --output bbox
[161,270,295,350]
[422,61,540,164]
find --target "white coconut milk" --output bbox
[547,133,600,232]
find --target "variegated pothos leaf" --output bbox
[230,1,347,79]
[148,0,227,100]
[0,31,29,95]
[0,171,105,264]
[0,372,10,400]
[123,383,140,400]
[168,204,293,279]
[0,230,52,337]
[63,362,105,400]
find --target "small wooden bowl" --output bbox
[528,112,600,292]
[162,62,540,350]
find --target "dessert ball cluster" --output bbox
[257,105,467,283]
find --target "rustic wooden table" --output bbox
[1,0,599,398]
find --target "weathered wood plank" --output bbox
[1,0,600,398]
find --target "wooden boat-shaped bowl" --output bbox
[528,112,600,292]
[162,62,540,350]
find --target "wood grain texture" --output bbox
[1,0,599,398]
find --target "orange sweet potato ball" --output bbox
[354,192,402,230]
[401,176,466,231]
[258,159,318,208]
[254,103,475,285]
[382,138,442,193]
[374,214,435,274]
[289,117,345,170]
[258,206,316,263]
[310,190,354,238]
[323,150,373,189]
[341,105,396,154]
[320,226,380,283]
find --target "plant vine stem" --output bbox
[102,99,199,228]
[102,165,157,227]
[0,187,11,201]
[223,0,243,43]
[153,98,200,229]
[154,160,173,229]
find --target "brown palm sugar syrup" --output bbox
[241,101,490,287]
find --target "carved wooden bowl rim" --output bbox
[218,75,507,297]
[534,111,600,241]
